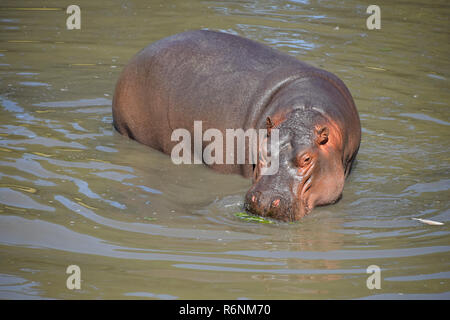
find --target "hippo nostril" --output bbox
[271,199,280,207]
[245,191,261,213]
[247,191,261,204]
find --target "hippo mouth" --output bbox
[244,163,316,222]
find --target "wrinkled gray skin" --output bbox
[246,109,350,221]
[113,30,361,221]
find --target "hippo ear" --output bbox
[266,117,274,136]
[315,126,329,145]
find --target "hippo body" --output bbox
[113,30,361,221]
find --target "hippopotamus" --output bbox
[112,30,361,221]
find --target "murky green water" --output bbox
[0,0,449,299]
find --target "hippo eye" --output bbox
[296,153,312,167]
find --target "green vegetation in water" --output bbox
[234,212,275,224]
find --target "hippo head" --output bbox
[244,108,345,221]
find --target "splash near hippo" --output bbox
[112,30,361,221]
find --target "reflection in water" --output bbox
[0,0,449,299]
[0,273,49,300]
[55,195,262,241]
[0,215,266,264]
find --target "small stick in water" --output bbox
[412,218,444,226]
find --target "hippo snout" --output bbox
[244,190,294,221]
